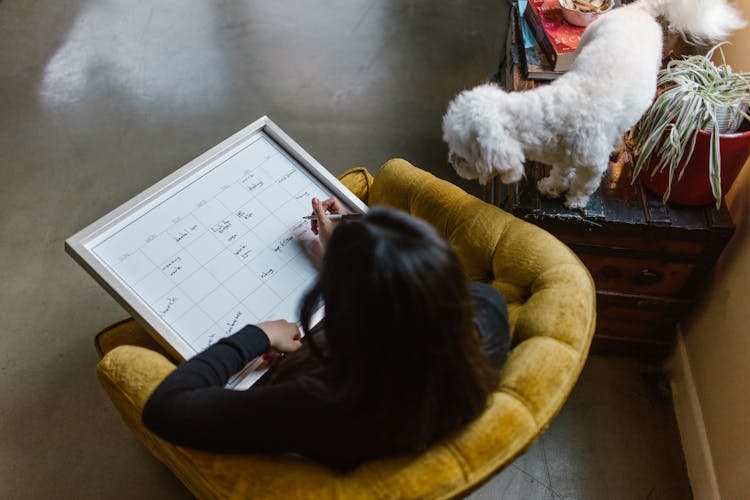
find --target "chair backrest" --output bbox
[332,159,596,495]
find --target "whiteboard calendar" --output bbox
[66,117,368,372]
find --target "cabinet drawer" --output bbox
[578,253,694,296]
[563,232,705,256]
[596,318,675,342]
[595,291,690,341]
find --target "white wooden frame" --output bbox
[66,116,368,363]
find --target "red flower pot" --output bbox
[641,124,750,206]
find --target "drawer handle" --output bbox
[635,268,663,285]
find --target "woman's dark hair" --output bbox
[295,207,497,452]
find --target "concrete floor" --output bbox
[0,1,690,498]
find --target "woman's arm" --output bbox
[142,323,312,453]
[144,324,270,394]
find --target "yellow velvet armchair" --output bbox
[95,159,596,499]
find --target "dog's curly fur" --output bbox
[443,0,745,209]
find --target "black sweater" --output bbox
[142,283,509,470]
[142,325,400,470]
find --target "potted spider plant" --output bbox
[631,44,750,209]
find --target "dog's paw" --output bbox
[537,176,566,199]
[564,193,590,210]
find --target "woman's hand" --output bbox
[257,320,302,353]
[310,197,346,252]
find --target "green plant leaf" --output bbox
[631,43,749,207]
[710,122,723,209]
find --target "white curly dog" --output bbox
[442,0,745,209]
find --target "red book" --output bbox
[524,0,586,72]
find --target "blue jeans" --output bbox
[470,282,511,370]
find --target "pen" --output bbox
[303,213,365,221]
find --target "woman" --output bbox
[142,198,510,471]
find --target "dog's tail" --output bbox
[637,0,746,43]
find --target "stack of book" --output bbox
[518,0,587,79]
[510,5,561,81]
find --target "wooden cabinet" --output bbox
[491,161,733,358]
[490,19,735,358]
